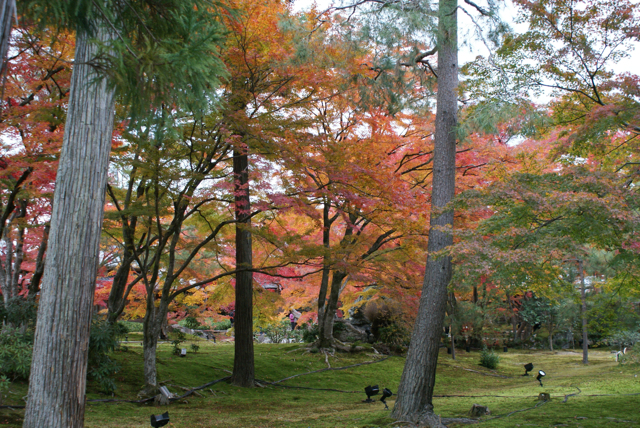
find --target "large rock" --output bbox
[169,324,215,340]
[469,404,490,417]
[334,320,370,343]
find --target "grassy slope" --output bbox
[1,337,639,427]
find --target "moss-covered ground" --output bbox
[1,336,639,427]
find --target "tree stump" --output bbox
[469,404,490,417]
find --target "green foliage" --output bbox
[209,319,232,330]
[118,321,143,332]
[262,320,301,344]
[0,326,33,380]
[332,321,347,334]
[0,296,38,327]
[18,0,230,124]
[181,316,201,330]
[190,343,200,353]
[171,331,187,356]
[617,343,640,366]
[606,330,640,350]
[479,347,500,369]
[301,323,319,343]
[377,322,410,351]
[0,374,9,405]
[588,294,640,343]
[88,320,127,394]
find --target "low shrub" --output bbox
[0,296,37,327]
[0,375,9,405]
[209,319,232,330]
[479,347,500,369]
[301,323,318,343]
[0,326,33,380]
[618,343,640,365]
[378,322,410,349]
[171,331,187,356]
[118,320,144,332]
[88,320,127,394]
[263,320,296,343]
[179,316,201,330]
[606,330,640,350]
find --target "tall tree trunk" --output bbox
[231,147,254,387]
[318,270,347,348]
[579,259,588,364]
[23,24,116,428]
[141,301,164,393]
[0,0,15,77]
[316,200,332,331]
[391,0,457,422]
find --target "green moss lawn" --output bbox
[2,337,639,427]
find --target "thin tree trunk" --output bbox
[231,147,254,387]
[579,259,588,364]
[450,324,456,360]
[391,0,457,422]
[28,224,49,296]
[23,24,116,428]
[316,200,332,331]
[106,252,135,324]
[10,225,24,297]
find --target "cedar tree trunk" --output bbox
[0,0,15,75]
[391,0,458,421]
[231,147,255,387]
[23,25,116,428]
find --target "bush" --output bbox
[0,296,37,327]
[479,347,500,369]
[378,322,410,349]
[0,326,33,380]
[301,323,319,343]
[606,330,640,350]
[209,319,232,330]
[88,320,127,394]
[618,343,640,365]
[0,375,9,405]
[118,320,144,332]
[179,316,201,330]
[190,343,200,353]
[171,331,187,355]
[262,320,303,343]
[263,320,292,343]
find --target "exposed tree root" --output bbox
[563,386,581,403]
[271,356,389,384]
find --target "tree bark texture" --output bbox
[579,259,588,364]
[392,0,458,421]
[23,26,116,428]
[0,0,15,76]
[141,300,165,391]
[318,270,347,348]
[231,148,255,387]
[316,201,333,334]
